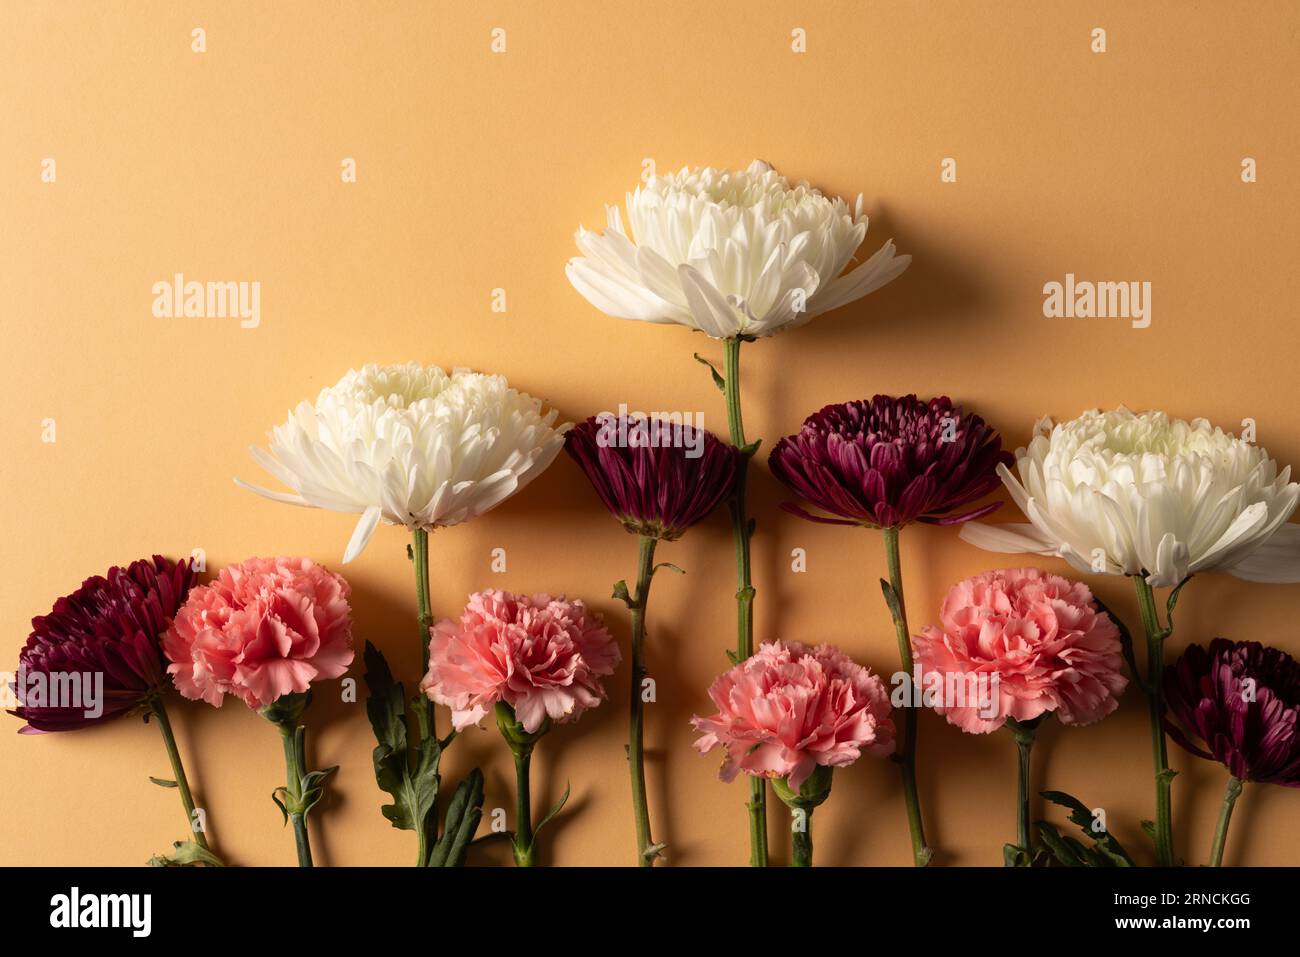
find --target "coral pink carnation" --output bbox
[691,640,895,789]
[911,568,1126,734]
[421,590,620,734]
[164,557,354,709]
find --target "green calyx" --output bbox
[259,690,311,728]
[772,765,833,812]
[494,701,550,754]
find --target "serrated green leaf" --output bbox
[1038,790,1135,866]
[365,643,444,837]
[363,641,407,757]
[1035,822,1083,866]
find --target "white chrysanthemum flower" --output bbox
[960,408,1300,587]
[565,160,910,339]
[237,363,569,563]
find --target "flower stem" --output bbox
[277,723,313,867]
[628,534,659,867]
[881,525,932,867]
[1209,776,1244,867]
[410,526,439,863]
[411,527,436,740]
[1133,575,1174,866]
[1007,717,1038,857]
[512,744,536,867]
[791,808,814,867]
[150,698,211,851]
[721,335,768,868]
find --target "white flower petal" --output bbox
[238,363,571,558]
[963,407,1300,584]
[343,505,384,564]
[567,162,908,337]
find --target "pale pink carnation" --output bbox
[164,557,354,709]
[691,640,895,789]
[421,590,619,734]
[911,567,1127,734]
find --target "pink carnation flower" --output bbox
[691,640,895,789]
[911,568,1126,734]
[164,557,354,709]
[421,590,620,734]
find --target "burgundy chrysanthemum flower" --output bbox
[565,413,740,540]
[1164,638,1300,786]
[768,395,1013,528]
[10,556,195,733]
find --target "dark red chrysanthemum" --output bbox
[1164,639,1300,786]
[565,413,740,540]
[10,556,195,733]
[768,395,1013,528]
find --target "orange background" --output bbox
[3,0,1298,867]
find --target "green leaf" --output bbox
[740,439,761,459]
[271,788,291,825]
[693,352,725,392]
[533,781,571,838]
[653,562,685,576]
[724,649,740,665]
[879,578,904,623]
[149,776,178,788]
[1038,790,1135,867]
[428,768,485,867]
[1003,843,1030,867]
[1166,575,1192,626]
[1035,822,1083,866]
[148,840,225,867]
[1090,594,1149,694]
[611,580,632,607]
[364,642,443,837]
[363,641,407,757]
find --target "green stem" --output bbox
[410,526,438,862]
[881,525,932,867]
[791,808,814,867]
[1133,575,1174,866]
[278,724,313,867]
[411,527,436,739]
[721,336,768,868]
[628,534,659,867]
[1209,776,1244,867]
[512,745,536,867]
[150,698,211,851]
[1008,718,1038,857]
